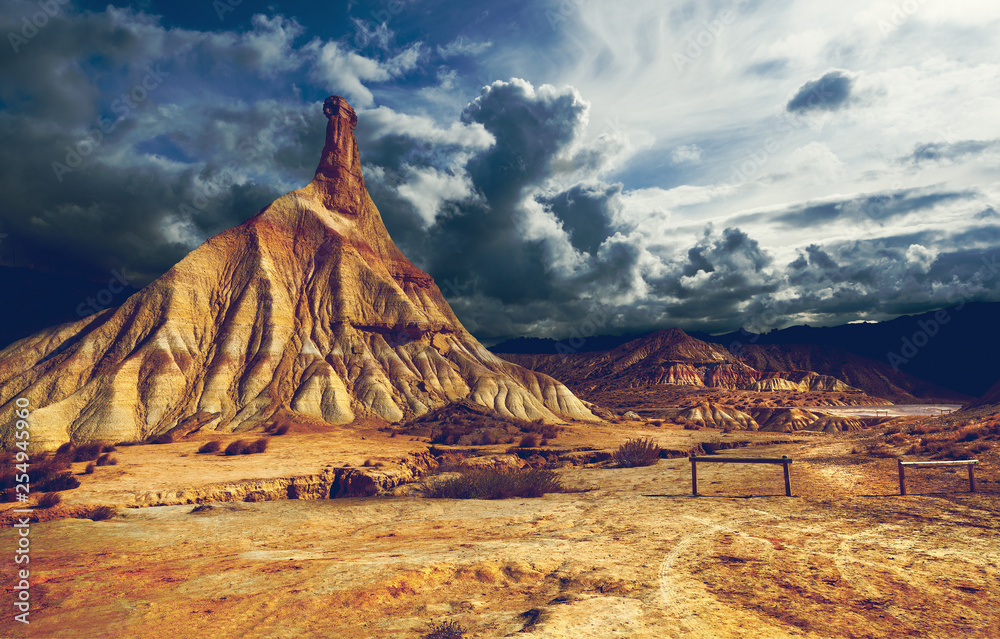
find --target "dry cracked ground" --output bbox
[2,422,999,638]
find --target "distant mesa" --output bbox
[496,328,965,404]
[0,96,595,451]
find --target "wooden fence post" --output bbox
[691,457,698,496]
[898,459,907,496]
[782,457,791,497]
[969,464,976,493]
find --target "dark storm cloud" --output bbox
[786,70,854,113]
[460,79,587,200]
[651,227,779,325]
[536,183,619,255]
[415,80,590,304]
[773,232,1000,327]
[906,139,1000,165]
[0,6,325,283]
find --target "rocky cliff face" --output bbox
[0,97,594,451]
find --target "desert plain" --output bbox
[2,411,998,639]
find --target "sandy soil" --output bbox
[2,423,998,638]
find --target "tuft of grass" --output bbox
[72,443,105,462]
[96,453,117,467]
[36,492,61,509]
[518,433,540,448]
[197,440,223,454]
[84,463,96,475]
[149,433,175,445]
[242,438,268,455]
[612,438,662,468]
[424,466,564,500]
[865,443,898,459]
[224,439,250,456]
[83,506,116,521]
[223,438,269,455]
[424,620,467,639]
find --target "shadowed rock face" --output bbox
[0,97,595,451]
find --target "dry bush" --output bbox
[518,433,540,448]
[613,438,662,468]
[0,453,80,500]
[83,506,116,521]
[148,433,175,445]
[865,443,898,459]
[424,620,467,639]
[242,438,269,455]
[683,422,701,431]
[424,466,564,500]
[399,404,561,447]
[224,440,249,456]
[96,453,117,467]
[84,463,96,475]
[36,492,61,509]
[71,443,105,462]
[270,424,290,436]
[197,440,223,454]
[885,432,907,446]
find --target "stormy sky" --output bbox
[1,0,998,342]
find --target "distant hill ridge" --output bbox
[494,327,971,403]
[491,303,1000,398]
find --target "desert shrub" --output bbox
[930,444,977,461]
[36,472,81,492]
[96,453,118,467]
[101,444,117,453]
[518,433,540,448]
[613,438,662,468]
[37,492,61,509]
[865,443,897,459]
[72,443,105,462]
[885,432,907,446]
[424,620,467,639]
[149,433,174,445]
[683,423,701,431]
[270,424,290,436]
[83,506,116,521]
[424,466,564,499]
[399,405,560,447]
[84,463,96,474]
[54,442,73,455]
[198,440,223,454]
[224,440,249,456]
[363,458,375,467]
[242,438,268,455]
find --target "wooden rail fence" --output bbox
[898,459,977,495]
[690,456,793,497]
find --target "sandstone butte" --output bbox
[0,96,595,452]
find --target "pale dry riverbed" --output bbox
[808,404,964,418]
[2,426,998,638]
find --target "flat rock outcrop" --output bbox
[0,97,594,451]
